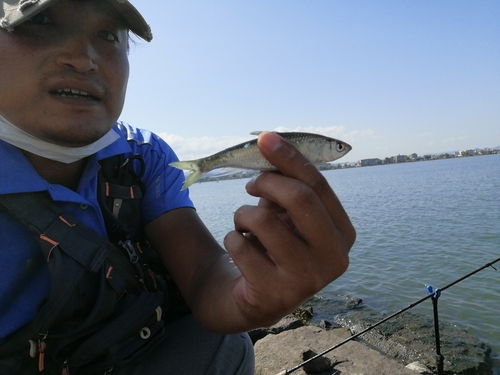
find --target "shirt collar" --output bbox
[0,124,132,196]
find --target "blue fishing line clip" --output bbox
[426,285,441,299]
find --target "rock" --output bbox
[406,361,433,374]
[344,296,363,310]
[293,306,314,323]
[249,315,304,344]
[302,294,493,375]
[254,326,419,375]
[317,320,332,330]
[317,320,341,330]
[300,349,332,373]
[332,308,492,374]
[252,295,494,375]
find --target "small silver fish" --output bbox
[170,131,352,190]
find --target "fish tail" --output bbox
[181,170,203,190]
[169,160,203,190]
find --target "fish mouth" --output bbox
[49,88,101,101]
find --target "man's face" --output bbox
[0,0,130,147]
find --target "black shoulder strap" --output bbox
[98,154,145,243]
[0,192,110,272]
[97,153,191,323]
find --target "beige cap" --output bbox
[0,0,152,41]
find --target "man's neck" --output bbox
[23,151,87,191]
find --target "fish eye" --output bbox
[336,143,345,152]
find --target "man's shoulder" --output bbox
[109,122,177,161]
[114,122,157,147]
[97,122,174,163]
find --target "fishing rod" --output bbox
[274,255,500,375]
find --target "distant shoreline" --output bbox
[196,148,500,184]
[336,146,500,169]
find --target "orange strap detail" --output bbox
[38,341,46,372]
[147,268,158,290]
[59,216,76,227]
[136,242,144,254]
[40,235,59,262]
[129,186,135,199]
[40,234,58,247]
[105,182,110,196]
[106,266,114,279]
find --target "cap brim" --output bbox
[0,0,61,29]
[109,0,152,42]
[0,0,152,42]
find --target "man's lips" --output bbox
[50,88,100,101]
[46,74,106,102]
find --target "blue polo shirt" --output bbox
[0,122,193,340]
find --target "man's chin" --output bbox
[44,128,112,148]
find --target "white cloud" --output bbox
[442,135,470,144]
[344,129,377,141]
[418,132,433,138]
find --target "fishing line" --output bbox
[275,255,500,375]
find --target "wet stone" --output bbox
[304,295,493,375]
[253,294,494,375]
[301,349,332,373]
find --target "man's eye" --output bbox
[26,13,53,25]
[98,30,119,43]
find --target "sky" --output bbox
[119,1,500,163]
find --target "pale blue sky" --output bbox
[119,1,499,162]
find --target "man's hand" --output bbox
[223,131,356,327]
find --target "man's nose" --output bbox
[55,35,99,73]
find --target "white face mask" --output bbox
[0,114,119,164]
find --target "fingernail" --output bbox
[245,175,257,189]
[259,132,282,152]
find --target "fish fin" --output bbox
[169,160,199,172]
[250,131,277,136]
[181,170,203,190]
[169,160,203,190]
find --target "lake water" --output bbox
[188,154,500,372]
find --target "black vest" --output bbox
[0,154,189,375]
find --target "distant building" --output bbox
[460,149,475,157]
[348,146,498,172]
[360,158,382,166]
[392,154,406,163]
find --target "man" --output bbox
[0,0,356,374]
